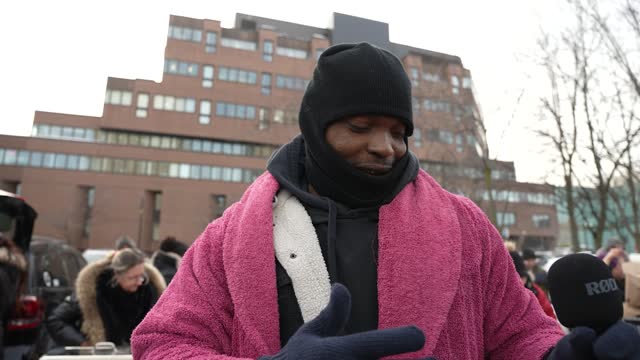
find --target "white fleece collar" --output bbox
[272,190,331,322]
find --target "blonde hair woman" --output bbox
[47,249,165,349]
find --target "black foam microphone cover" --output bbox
[548,253,623,333]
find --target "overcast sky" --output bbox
[0,0,566,183]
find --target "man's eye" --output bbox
[347,124,369,132]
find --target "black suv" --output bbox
[1,191,86,360]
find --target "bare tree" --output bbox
[535,16,586,251]
[534,0,640,250]
[584,0,640,251]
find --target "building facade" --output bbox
[0,13,558,252]
[556,185,640,252]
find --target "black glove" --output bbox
[259,283,425,359]
[546,321,640,360]
[593,321,640,359]
[546,327,597,360]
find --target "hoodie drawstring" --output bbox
[326,199,338,283]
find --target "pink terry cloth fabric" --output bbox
[131,170,563,360]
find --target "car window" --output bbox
[34,246,71,288]
[0,212,16,241]
[62,248,85,284]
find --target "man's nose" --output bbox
[367,131,395,158]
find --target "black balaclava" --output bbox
[299,42,416,208]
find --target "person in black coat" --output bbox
[150,236,188,285]
[522,248,549,293]
[0,234,27,360]
[46,249,165,350]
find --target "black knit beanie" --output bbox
[299,42,418,208]
[299,42,413,137]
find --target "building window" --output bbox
[217,66,257,85]
[53,154,67,169]
[532,214,551,228]
[16,151,29,166]
[152,95,196,113]
[263,40,273,62]
[43,153,55,168]
[273,110,284,124]
[261,73,272,95]
[258,108,270,130]
[136,93,149,118]
[497,212,516,227]
[422,72,440,82]
[29,152,43,167]
[275,75,308,91]
[427,129,454,144]
[202,65,214,88]
[168,25,202,43]
[456,134,464,152]
[152,192,162,241]
[205,32,217,53]
[82,186,95,238]
[462,76,472,89]
[216,102,255,120]
[105,89,133,106]
[423,98,451,113]
[199,100,211,124]
[440,131,454,145]
[73,128,84,139]
[414,128,422,148]
[164,59,198,77]
[66,155,79,170]
[272,109,297,125]
[451,75,460,95]
[478,190,554,206]
[412,97,420,113]
[410,67,419,86]
[79,155,90,170]
[276,47,307,59]
[50,126,61,137]
[466,134,476,146]
[221,38,257,51]
[62,127,73,138]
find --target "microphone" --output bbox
[547,253,623,334]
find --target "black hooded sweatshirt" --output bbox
[267,135,418,346]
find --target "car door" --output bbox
[33,244,81,316]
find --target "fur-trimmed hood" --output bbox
[75,254,165,344]
[150,250,182,269]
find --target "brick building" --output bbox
[0,13,558,252]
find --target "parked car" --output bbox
[82,248,114,264]
[1,191,86,360]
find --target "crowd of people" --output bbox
[44,235,188,352]
[0,232,189,358]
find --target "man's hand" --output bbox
[259,284,425,359]
[593,321,640,359]
[546,321,640,359]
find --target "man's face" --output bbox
[524,258,536,270]
[325,115,407,175]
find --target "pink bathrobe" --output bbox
[132,171,563,359]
